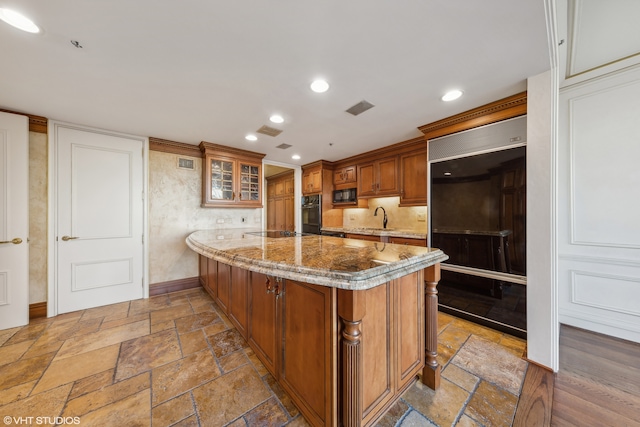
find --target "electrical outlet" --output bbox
[417,212,426,222]
[241,216,247,223]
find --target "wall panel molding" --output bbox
[570,270,640,317]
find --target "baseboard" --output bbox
[150,277,201,296]
[29,302,47,319]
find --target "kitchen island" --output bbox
[187,230,447,427]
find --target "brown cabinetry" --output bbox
[266,171,294,231]
[389,236,427,247]
[302,166,323,195]
[399,149,428,206]
[333,165,356,188]
[358,156,398,198]
[346,233,382,242]
[247,272,278,377]
[200,142,265,208]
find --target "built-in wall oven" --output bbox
[301,195,321,235]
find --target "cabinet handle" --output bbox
[266,277,274,294]
[232,191,236,200]
[239,193,242,200]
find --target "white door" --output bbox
[53,123,145,314]
[0,112,29,330]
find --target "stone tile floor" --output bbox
[0,287,528,426]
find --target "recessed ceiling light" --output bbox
[245,134,257,141]
[0,8,40,33]
[310,79,329,93]
[291,154,301,160]
[269,114,284,124]
[442,90,463,102]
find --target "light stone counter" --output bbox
[186,229,447,290]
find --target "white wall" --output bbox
[527,70,559,370]
[557,64,640,343]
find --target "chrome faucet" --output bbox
[374,206,388,229]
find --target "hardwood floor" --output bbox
[551,325,640,426]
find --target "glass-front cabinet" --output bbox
[200,142,265,207]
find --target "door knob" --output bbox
[61,236,79,241]
[0,237,22,244]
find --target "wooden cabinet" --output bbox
[302,166,323,195]
[248,272,278,376]
[399,149,428,206]
[389,236,427,247]
[333,165,356,187]
[215,262,231,312]
[200,142,265,208]
[346,233,382,242]
[358,156,398,198]
[266,171,294,232]
[229,267,249,338]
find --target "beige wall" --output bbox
[342,196,427,232]
[148,150,262,284]
[29,131,47,304]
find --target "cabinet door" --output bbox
[395,272,424,390]
[376,156,398,196]
[284,176,294,195]
[285,196,295,231]
[274,197,286,231]
[207,157,235,203]
[216,262,231,312]
[199,255,208,289]
[275,180,285,196]
[248,272,278,376]
[207,258,217,298]
[238,161,262,205]
[302,171,313,195]
[279,280,335,427]
[311,169,322,193]
[389,236,426,247]
[229,267,249,338]
[357,162,376,197]
[267,198,277,230]
[399,150,427,206]
[345,233,381,242]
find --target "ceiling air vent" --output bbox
[276,143,292,150]
[346,100,375,116]
[256,125,283,137]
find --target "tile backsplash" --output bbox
[342,197,427,232]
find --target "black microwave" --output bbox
[333,188,357,204]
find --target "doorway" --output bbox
[264,163,300,233]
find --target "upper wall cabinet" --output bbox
[200,142,265,208]
[399,149,428,206]
[358,156,398,198]
[333,165,356,188]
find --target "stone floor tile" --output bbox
[452,335,527,396]
[401,378,469,427]
[175,311,221,334]
[463,380,518,426]
[179,329,209,356]
[286,415,312,426]
[209,329,248,358]
[101,313,150,330]
[54,319,150,361]
[34,318,102,344]
[245,347,270,377]
[32,344,120,394]
[62,372,150,418]
[455,414,484,426]
[69,369,115,400]
[172,414,200,427]
[76,388,150,427]
[399,410,438,426]
[152,349,221,406]
[498,334,527,357]
[5,322,49,345]
[227,418,248,427]
[151,319,175,333]
[115,329,181,381]
[151,392,195,427]
[452,318,503,343]
[81,301,130,320]
[0,381,36,406]
[203,321,229,337]
[0,352,56,391]
[243,396,289,427]
[129,295,171,315]
[150,304,194,326]
[442,364,480,392]
[192,364,271,426]
[263,373,300,418]
[436,324,472,367]
[0,384,72,425]
[22,340,63,359]
[219,351,250,374]
[375,398,410,427]
[0,340,34,367]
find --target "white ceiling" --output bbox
[0,0,550,165]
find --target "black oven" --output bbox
[301,195,321,235]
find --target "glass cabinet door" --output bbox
[239,163,260,202]
[210,159,234,201]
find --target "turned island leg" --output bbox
[422,264,441,389]
[338,289,366,427]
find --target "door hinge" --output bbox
[142,234,144,244]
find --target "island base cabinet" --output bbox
[200,261,434,427]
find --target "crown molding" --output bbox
[149,137,201,157]
[0,108,48,133]
[418,92,527,140]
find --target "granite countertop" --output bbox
[432,228,512,237]
[321,226,427,240]
[187,229,447,290]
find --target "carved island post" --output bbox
[423,263,441,389]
